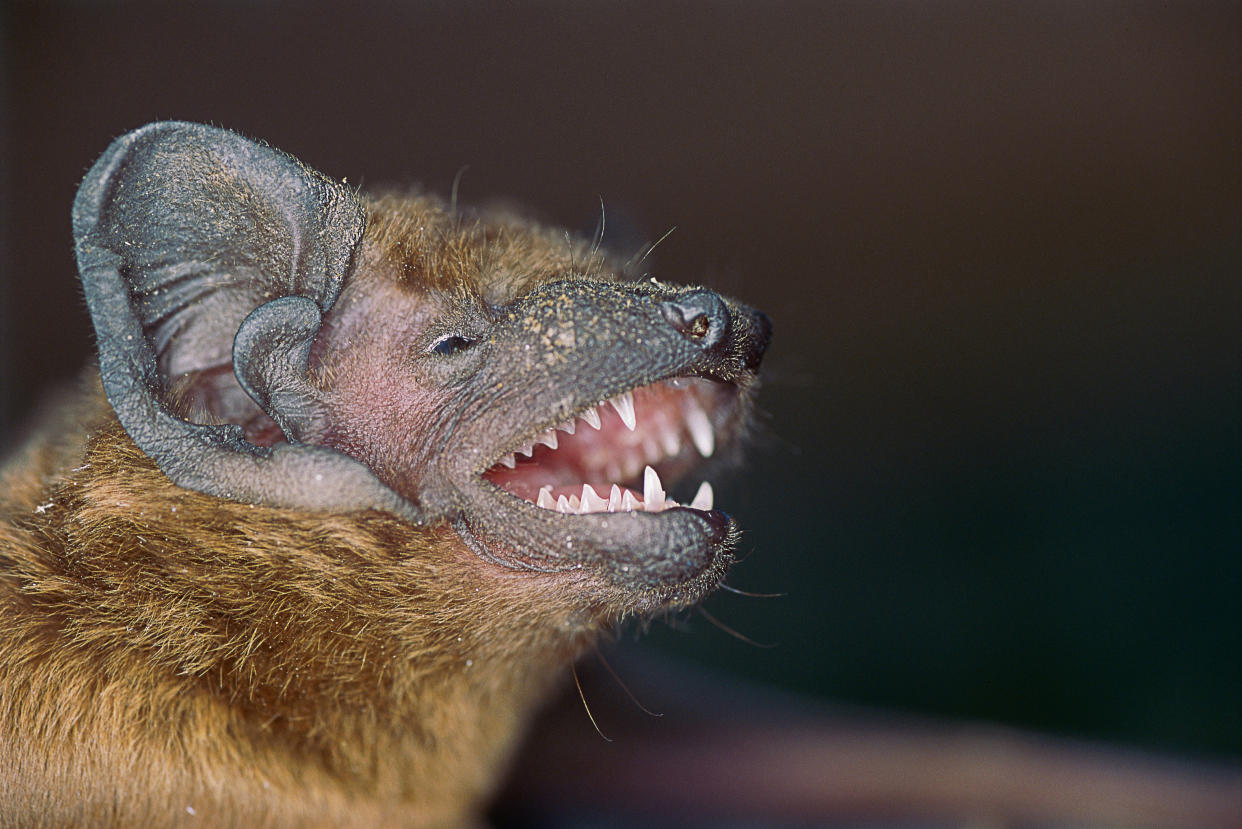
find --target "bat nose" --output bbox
[661,289,730,350]
[746,308,773,370]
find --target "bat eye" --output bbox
[429,334,476,356]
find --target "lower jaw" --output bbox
[457,485,737,598]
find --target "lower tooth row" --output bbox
[535,472,714,515]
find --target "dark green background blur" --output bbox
[1,0,1238,765]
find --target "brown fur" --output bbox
[0,195,656,827]
[361,192,613,298]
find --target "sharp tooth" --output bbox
[558,419,576,435]
[567,494,581,511]
[581,407,602,430]
[643,465,666,511]
[642,437,662,463]
[535,430,558,450]
[556,495,573,513]
[621,454,643,481]
[659,428,681,457]
[537,487,556,510]
[620,489,641,512]
[684,398,715,457]
[581,484,607,513]
[517,442,535,458]
[610,391,637,431]
[690,481,713,511]
[608,484,623,512]
[499,454,517,469]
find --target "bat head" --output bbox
[72,122,770,620]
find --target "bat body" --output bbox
[0,123,769,827]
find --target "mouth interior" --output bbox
[482,378,731,516]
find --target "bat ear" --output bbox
[72,121,419,521]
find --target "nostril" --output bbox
[661,290,729,349]
[662,302,708,338]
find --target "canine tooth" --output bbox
[642,437,662,463]
[621,490,641,512]
[684,398,715,457]
[535,430,558,450]
[499,454,517,469]
[608,484,623,512]
[537,487,556,510]
[556,495,573,513]
[659,428,681,457]
[690,481,714,511]
[643,466,666,511]
[610,391,637,431]
[581,484,607,513]
[581,407,602,430]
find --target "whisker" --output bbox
[639,226,677,264]
[717,582,786,599]
[585,196,607,277]
[565,230,577,275]
[593,645,662,718]
[627,225,678,271]
[572,662,612,741]
[733,545,762,565]
[449,165,470,215]
[696,605,776,649]
[590,195,607,263]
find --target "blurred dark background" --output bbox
[1,0,1238,775]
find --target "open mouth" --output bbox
[446,282,768,593]
[481,377,734,517]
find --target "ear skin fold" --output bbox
[232,295,327,443]
[71,121,419,520]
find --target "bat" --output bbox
[3,122,1238,829]
[0,121,769,827]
